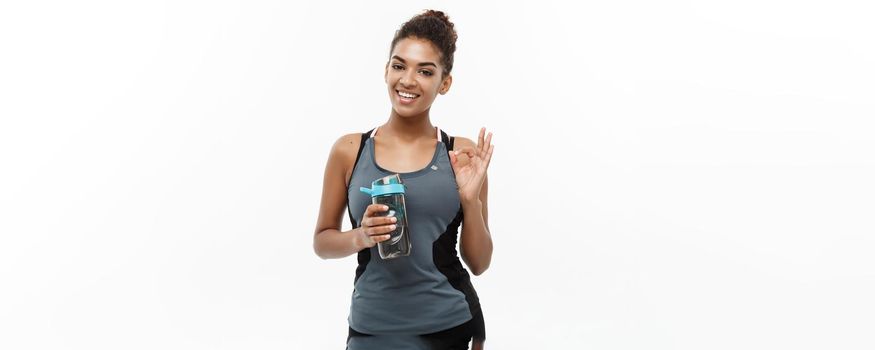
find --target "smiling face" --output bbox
[385,37,453,118]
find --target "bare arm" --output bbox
[460,174,492,275]
[451,133,494,275]
[313,134,395,259]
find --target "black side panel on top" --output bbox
[347,129,374,285]
[436,130,485,340]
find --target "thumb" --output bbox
[448,150,459,169]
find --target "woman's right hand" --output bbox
[355,204,398,249]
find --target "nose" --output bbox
[399,69,417,88]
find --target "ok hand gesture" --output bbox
[448,127,494,203]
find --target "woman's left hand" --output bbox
[449,127,494,203]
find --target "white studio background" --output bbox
[1,1,873,349]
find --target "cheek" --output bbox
[429,82,444,97]
[420,78,438,92]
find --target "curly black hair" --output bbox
[390,10,458,76]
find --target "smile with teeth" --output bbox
[397,90,420,99]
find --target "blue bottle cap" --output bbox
[360,174,406,197]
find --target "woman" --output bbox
[313,10,494,350]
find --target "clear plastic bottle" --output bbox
[360,174,411,259]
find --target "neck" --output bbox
[381,108,436,142]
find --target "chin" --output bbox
[391,104,429,118]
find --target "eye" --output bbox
[419,70,433,76]
[391,64,404,71]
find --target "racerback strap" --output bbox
[352,128,375,176]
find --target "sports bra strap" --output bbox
[350,126,456,192]
[365,125,453,152]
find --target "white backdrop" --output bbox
[1,1,873,349]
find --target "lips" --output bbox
[396,90,420,104]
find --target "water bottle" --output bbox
[360,174,411,259]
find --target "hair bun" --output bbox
[422,10,451,26]
[420,10,456,41]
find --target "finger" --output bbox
[362,216,395,228]
[457,148,482,167]
[376,216,397,226]
[364,204,389,218]
[368,224,397,236]
[362,232,391,247]
[477,127,486,152]
[484,144,494,168]
[371,234,392,244]
[454,147,478,160]
[481,132,492,158]
[363,215,396,228]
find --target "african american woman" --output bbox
[314,10,494,350]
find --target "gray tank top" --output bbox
[345,126,480,334]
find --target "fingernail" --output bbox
[390,225,397,229]
[391,217,397,223]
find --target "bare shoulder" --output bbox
[452,136,476,150]
[331,132,363,159]
[327,132,366,186]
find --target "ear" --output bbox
[384,62,390,83]
[439,74,453,95]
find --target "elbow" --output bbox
[313,241,335,260]
[314,248,329,260]
[470,262,490,276]
[313,243,325,259]
[462,251,492,276]
[461,244,492,276]
[314,244,336,260]
[313,232,329,260]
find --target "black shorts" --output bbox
[346,310,485,350]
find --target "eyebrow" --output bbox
[391,55,437,68]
